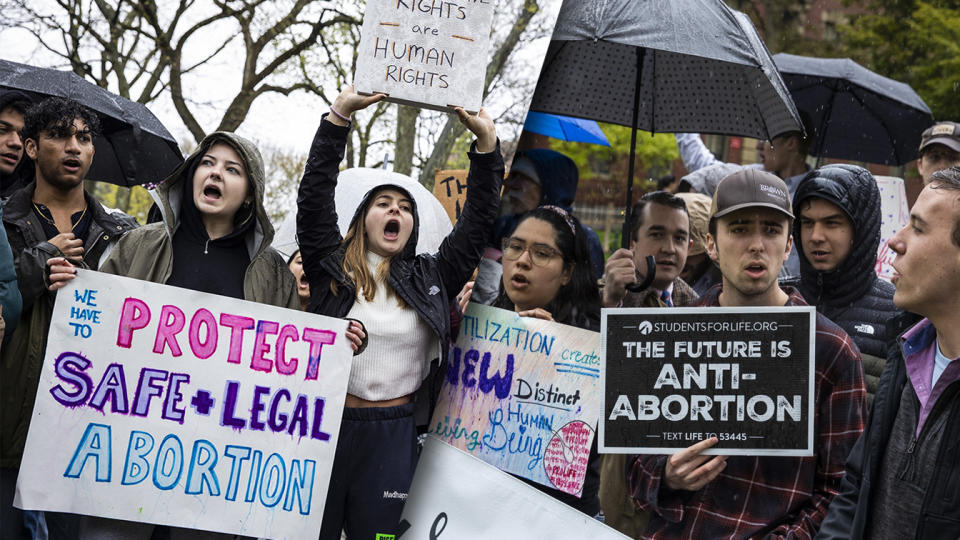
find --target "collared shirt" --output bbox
[31,202,92,243]
[628,285,866,539]
[901,318,960,437]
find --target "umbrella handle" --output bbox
[625,255,657,293]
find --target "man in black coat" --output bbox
[816,166,960,539]
[784,164,902,403]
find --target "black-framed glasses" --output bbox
[501,238,563,266]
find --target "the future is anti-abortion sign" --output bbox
[601,307,815,456]
[430,303,601,497]
[15,270,352,538]
[354,0,495,112]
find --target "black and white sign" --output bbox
[600,307,816,456]
[354,0,495,112]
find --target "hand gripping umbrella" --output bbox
[528,0,801,290]
[0,59,183,187]
[772,53,934,166]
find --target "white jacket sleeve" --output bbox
[676,133,721,173]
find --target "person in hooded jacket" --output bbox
[51,130,298,539]
[783,164,902,404]
[297,87,502,540]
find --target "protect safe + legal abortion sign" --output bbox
[601,307,815,456]
[15,270,352,538]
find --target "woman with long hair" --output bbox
[297,86,502,539]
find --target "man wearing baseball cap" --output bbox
[627,169,866,538]
[917,121,960,185]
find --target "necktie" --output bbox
[661,290,673,307]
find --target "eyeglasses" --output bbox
[501,238,563,266]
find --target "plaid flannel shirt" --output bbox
[628,286,866,539]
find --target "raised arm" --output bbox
[434,108,503,299]
[296,87,384,288]
[675,133,722,173]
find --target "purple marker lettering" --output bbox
[220,314,254,364]
[188,309,218,359]
[50,352,93,407]
[301,328,336,380]
[275,324,299,375]
[152,305,185,356]
[117,297,151,348]
[250,385,270,431]
[250,321,279,373]
[162,373,190,424]
[88,363,129,413]
[268,389,291,432]
[221,381,246,429]
[311,398,331,441]
[287,395,309,438]
[132,368,169,417]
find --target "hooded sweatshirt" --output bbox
[786,164,902,401]
[100,131,298,310]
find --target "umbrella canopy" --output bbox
[529,0,802,140]
[0,59,183,187]
[772,53,934,166]
[273,167,453,259]
[523,111,610,146]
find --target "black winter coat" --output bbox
[816,314,960,539]
[297,117,503,386]
[787,164,902,401]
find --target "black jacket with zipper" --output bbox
[1,181,138,467]
[297,117,503,408]
[816,312,960,539]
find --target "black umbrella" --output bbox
[529,1,801,253]
[0,59,183,187]
[772,53,934,166]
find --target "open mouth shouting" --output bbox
[384,218,401,241]
[201,183,223,202]
[62,156,82,174]
[509,272,530,290]
[744,261,767,279]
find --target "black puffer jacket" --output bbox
[297,117,503,401]
[786,164,901,402]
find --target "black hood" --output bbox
[345,183,420,261]
[792,164,881,305]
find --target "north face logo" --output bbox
[854,324,875,335]
[428,285,440,296]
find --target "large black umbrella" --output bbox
[530,1,800,250]
[0,59,183,187]
[772,53,934,166]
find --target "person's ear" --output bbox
[561,263,573,286]
[706,232,719,263]
[24,138,37,160]
[784,234,793,262]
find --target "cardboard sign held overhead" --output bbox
[354,0,495,112]
[433,169,468,224]
[601,307,816,457]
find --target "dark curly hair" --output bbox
[22,97,101,143]
[493,206,601,330]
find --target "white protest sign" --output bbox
[354,0,495,112]
[874,175,909,282]
[429,303,601,497]
[15,270,352,539]
[399,437,630,539]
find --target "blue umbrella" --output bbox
[523,111,611,146]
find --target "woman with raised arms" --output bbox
[297,86,502,539]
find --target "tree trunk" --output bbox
[394,105,419,175]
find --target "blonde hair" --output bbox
[331,194,406,307]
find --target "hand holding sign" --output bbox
[664,437,727,491]
[329,85,386,126]
[454,107,496,153]
[47,257,77,291]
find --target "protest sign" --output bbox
[429,303,601,497]
[433,169,468,224]
[874,175,909,282]
[354,0,495,112]
[601,307,816,456]
[15,270,352,538]
[399,437,630,540]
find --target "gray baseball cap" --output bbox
[919,121,960,154]
[710,168,794,220]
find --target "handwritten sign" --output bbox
[874,175,909,282]
[354,0,495,112]
[15,270,352,538]
[399,437,630,540]
[433,169,468,223]
[601,307,816,456]
[429,303,601,496]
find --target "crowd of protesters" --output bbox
[0,76,959,540]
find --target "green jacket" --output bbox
[100,131,299,310]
